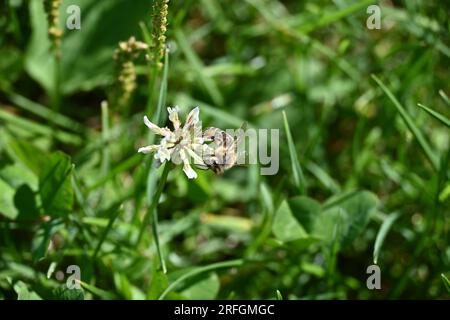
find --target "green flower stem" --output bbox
[92,204,121,260]
[51,55,61,146]
[137,161,170,273]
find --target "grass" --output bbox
[0,0,448,300]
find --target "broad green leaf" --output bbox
[0,177,17,219]
[288,196,322,232]
[14,281,42,300]
[272,199,308,242]
[39,151,74,217]
[52,286,85,300]
[313,206,344,244]
[272,192,378,248]
[180,272,220,300]
[15,184,40,220]
[317,191,379,247]
[0,163,40,220]
[114,273,134,300]
[147,263,169,300]
[0,163,38,190]
[5,139,48,175]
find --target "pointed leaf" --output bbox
[39,152,74,217]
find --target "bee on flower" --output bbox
[138,106,245,179]
[138,106,206,179]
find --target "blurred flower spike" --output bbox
[138,107,206,179]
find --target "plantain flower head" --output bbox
[138,107,206,179]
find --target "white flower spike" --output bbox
[138,107,206,179]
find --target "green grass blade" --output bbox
[137,162,171,273]
[439,90,450,106]
[306,160,340,193]
[260,182,274,214]
[6,92,85,133]
[441,274,450,294]
[137,49,171,272]
[71,168,96,217]
[323,189,359,210]
[373,212,400,264]
[0,108,82,145]
[179,95,248,128]
[152,49,170,129]
[276,289,283,300]
[246,0,359,80]
[150,164,170,274]
[297,0,373,34]
[79,281,115,300]
[158,259,243,300]
[282,110,307,195]
[101,101,111,176]
[92,204,122,260]
[138,21,153,49]
[417,103,450,128]
[372,75,439,171]
[86,154,141,192]
[174,29,224,107]
[326,209,343,285]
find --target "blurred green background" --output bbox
[0,0,449,299]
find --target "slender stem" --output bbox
[94,101,111,207]
[52,55,61,115]
[136,162,170,272]
[92,204,121,260]
[101,102,110,176]
[146,63,159,116]
[51,54,61,147]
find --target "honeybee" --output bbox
[199,123,247,174]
